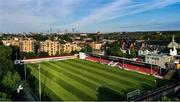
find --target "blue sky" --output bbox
[0,0,180,33]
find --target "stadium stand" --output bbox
[21,55,76,64]
[111,62,119,67]
[86,56,164,77]
[108,61,114,66]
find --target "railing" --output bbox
[129,82,180,101]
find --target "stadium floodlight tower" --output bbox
[150,64,153,75]
[37,49,42,101]
[15,51,42,101]
[14,56,42,101]
[38,63,41,101]
[14,54,26,80]
[122,52,125,68]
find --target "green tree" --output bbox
[161,96,172,101]
[0,41,3,45]
[126,50,137,58]
[39,52,49,57]
[0,92,10,101]
[71,50,79,54]
[32,34,48,41]
[20,52,37,59]
[0,45,21,100]
[88,34,96,41]
[58,35,72,42]
[1,71,21,93]
[0,46,13,77]
[106,41,123,57]
[81,44,92,53]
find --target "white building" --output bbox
[170,46,177,56]
[138,49,158,56]
[145,54,174,68]
[168,35,180,48]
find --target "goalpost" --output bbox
[127,89,141,100]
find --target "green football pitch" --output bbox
[27,58,167,101]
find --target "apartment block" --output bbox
[40,40,62,56]
[19,38,36,52]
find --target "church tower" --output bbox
[168,34,179,49]
[169,34,178,56]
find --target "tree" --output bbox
[0,92,10,101]
[10,46,20,61]
[106,41,123,57]
[71,50,79,54]
[161,96,172,101]
[32,34,48,41]
[0,41,3,45]
[0,46,13,77]
[126,50,137,58]
[0,45,21,100]
[39,52,49,57]
[88,34,96,41]
[81,44,92,53]
[1,71,21,93]
[58,35,72,42]
[20,52,37,59]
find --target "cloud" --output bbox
[0,0,84,33]
[60,0,131,28]
[61,0,180,29]
[0,0,179,33]
[33,0,84,17]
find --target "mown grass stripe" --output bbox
[43,85,62,101]
[76,59,154,80]
[52,61,135,91]
[43,62,98,89]
[47,61,127,96]
[45,62,106,89]
[63,60,143,89]
[28,65,81,101]
[26,59,163,101]
[40,64,96,100]
[72,59,155,85]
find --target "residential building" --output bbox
[145,40,169,51]
[102,39,115,44]
[2,37,36,52]
[90,42,103,50]
[40,40,62,56]
[138,49,158,56]
[19,38,36,52]
[62,43,81,53]
[2,37,21,46]
[145,54,174,68]
[40,40,81,56]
